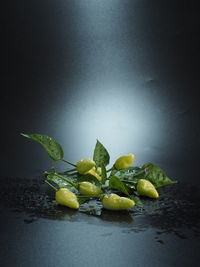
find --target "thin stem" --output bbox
[51,160,56,171]
[44,171,51,176]
[45,180,57,191]
[106,167,114,173]
[51,165,56,171]
[54,172,77,188]
[62,159,76,167]
[64,168,77,172]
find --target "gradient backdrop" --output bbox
[1,1,200,266]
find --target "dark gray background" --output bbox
[1,1,200,266]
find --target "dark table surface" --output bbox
[1,1,200,266]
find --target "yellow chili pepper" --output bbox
[55,188,79,209]
[79,181,102,195]
[114,154,135,169]
[86,168,102,182]
[76,158,96,174]
[136,179,159,199]
[102,193,135,210]
[95,167,102,175]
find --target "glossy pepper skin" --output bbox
[86,168,102,182]
[76,158,96,174]
[79,181,102,195]
[102,193,135,210]
[55,188,79,209]
[136,179,159,199]
[114,154,135,169]
[95,168,102,175]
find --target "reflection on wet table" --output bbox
[1,176,199,244]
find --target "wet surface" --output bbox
[1,0,200,266]
[1,176,200,243]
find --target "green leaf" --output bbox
[21,133,64,162]
[77,196,93,205]
[141,162,177,188]
[111,164,176,188]
[47,173,78,193]
[109,176,130,196]
[101,164,107,184]
[77,195,100,205]
[73,173,102,186]
[109,169,117,177]
[93,140,110,167]
[112,167,145,184]
[130,195,144,208]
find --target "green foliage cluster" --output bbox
[22,133,177,211]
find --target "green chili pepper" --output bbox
[102,193,135,210]
[56,188,79,209]
[76,158,96,174]
[114,153,135,169]
[136,179,159,199]
[79,181,102,195]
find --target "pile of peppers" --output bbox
[21,134,177,212]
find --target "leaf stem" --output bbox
[62,159,76,167]
[106,167,114,172]
[45,180,57,191]
[51,160,56,171]
[64,168,77,172]
[54,172,77,188]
